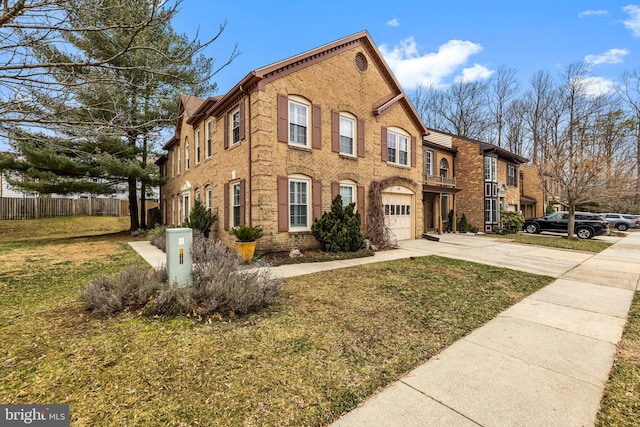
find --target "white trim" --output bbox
[288,96,310,148]
[339,113,356,156]
[289,175,311,231]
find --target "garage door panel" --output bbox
[383,193,412,241]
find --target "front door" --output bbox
[424,193,435,231]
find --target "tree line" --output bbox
[408,64,640,223]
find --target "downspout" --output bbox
[240,85,252,226]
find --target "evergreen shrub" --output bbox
[183,199,217,238]
[311,195,364,253]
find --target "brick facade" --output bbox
[159,32,450,252]
[429,131,529,232]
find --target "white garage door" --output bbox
[383,192,413,241]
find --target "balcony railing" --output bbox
[424,174,456,187]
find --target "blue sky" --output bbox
[173,0,640,96]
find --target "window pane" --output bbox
[387,132,397,163]
[340,117,354,154]
[289,180,308,227]
[339,185,353,206]
[289,102,308,146]
[425,151,433,175]
[232,111,240,143]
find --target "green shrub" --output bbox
[498,211,525,234]
[546,204,556,215]
[182,199,217,238]
[80,236,282,318]
[231,224,264,242]
[312,195,364,253]
[456,213,479,233]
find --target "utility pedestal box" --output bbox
[166,228,193,287]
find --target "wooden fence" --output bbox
[0,197,159,220]
[0,197,115,220]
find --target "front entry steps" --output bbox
[422,233,440,242]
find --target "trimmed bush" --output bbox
[498,211,525,234]
[312,195,365,253]
[183,199,217,238]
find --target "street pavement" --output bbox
[129,232,639,427]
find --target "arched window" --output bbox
[439,158,449,178]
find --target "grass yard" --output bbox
[596,291,640,426]
[0,217,563,425]
[488,232,612,253]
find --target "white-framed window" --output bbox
[171,149,176,178]
[507,164,517,186]
[182,193,190,222]
[424,150,434,175]
[206,186,212,210]
[485,199,497,223]
[440,158,449,178]
[339,182,355,207]
[177,145,181,175]
[184,137,190,170]
[232,181,241,228]
[387,128,409,166]
[484,156,497,182]
[230,109,240,145]
[340,114,355,156]
[289,98,309,147]
[289,176,310,230]
[206,120,212,158]
[195,129,201,164]
[172,196,176,225]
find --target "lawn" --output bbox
[0,216,599,425]
[596,290,640,426]
[487,232,612,253]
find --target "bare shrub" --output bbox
[80,238,283,319]
[190,238,282,316]
[79,264,164,315]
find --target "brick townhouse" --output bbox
[158,31,458,252]
[425,130,540,232]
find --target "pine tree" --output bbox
[0,0,237,229]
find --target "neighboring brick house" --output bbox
[519,164,545,218]
[158,31,457,252]
[425,130,533,233]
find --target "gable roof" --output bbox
[163,94,206,150]
[205,31,427,134]
[164,31,429,150]
[427,128,529,164]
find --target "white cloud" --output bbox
[623,4,640,37]
[378,37,485,88]
[585,48,630,65]
[578,9,608,18]
[387,18,400,27]
[580,76,617,96]
[455,64,494,83]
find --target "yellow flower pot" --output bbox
[234,241,256,262]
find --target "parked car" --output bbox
[599,213,640,231]
[523,211,609,239]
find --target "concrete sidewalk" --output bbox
[331,234,640,427]
[129,233,639,426]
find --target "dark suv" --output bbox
[523,211,609,239]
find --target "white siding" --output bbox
[424,130,453,148]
